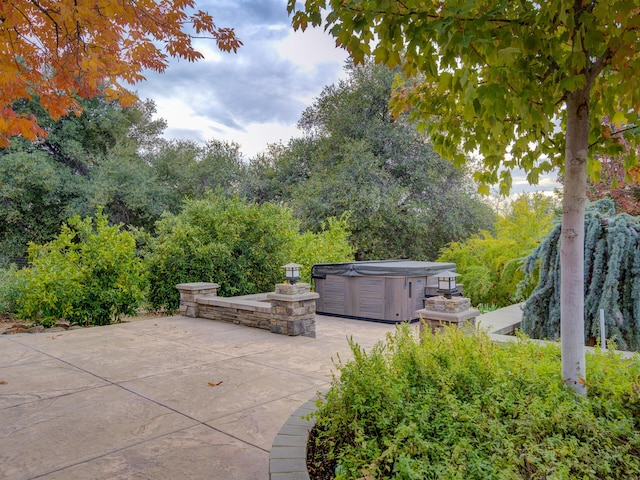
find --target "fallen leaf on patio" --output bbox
[207,381,223,387]
[0,380,7,385]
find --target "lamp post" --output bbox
[437,270,460,299]
[282,263,301,284]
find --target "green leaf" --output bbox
[496,47,521,62]
[611,110,627,126]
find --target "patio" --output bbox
[0,309,520,479]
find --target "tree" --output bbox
[523,199,640,351]
[288,0,640,395]
[585,122,640,216]
[88,153,173,231]
[0,0,240,147]
[438,194,558,308]
[246,62,495,260]
[0,97,171,260]
[0,150,84,262]
[242,140,316,205]
[150,139,246,212]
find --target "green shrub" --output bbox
[290,216,355,284]
[146,194,299,311]
[0,264,24,315]
[146,194,355,312]
[438,194,556,308]
[309,325,640,479]
[17,209,146,326]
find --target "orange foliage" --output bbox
[0,0,241,147]
[587,163,640,216]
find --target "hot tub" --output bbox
[312,260,457,323]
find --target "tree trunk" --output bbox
[561,89,589,396]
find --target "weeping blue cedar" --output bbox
[522,200,640,351]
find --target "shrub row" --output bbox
[0,194,354,326]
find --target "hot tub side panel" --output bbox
[315,274,426,322]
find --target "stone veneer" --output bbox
[414,295,480,333]
[176,282,319,338]
[267,284,319,337]
[175,282,219,317]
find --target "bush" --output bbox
[309,325,640,479]
[0,264,24,315]
[291,216,355,284]
[146,194,299,311]
[146,194,355,312]
[437,194,556,308]
[17,209,146,326]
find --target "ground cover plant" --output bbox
[308,325,640,479]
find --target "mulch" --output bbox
[306,423,337,480]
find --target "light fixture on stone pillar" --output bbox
[437,270,460,299]
[282,263,301,284]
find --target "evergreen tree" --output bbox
[245,62,494,260]
[523,200,640,351]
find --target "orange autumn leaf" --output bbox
[0,0,241,147]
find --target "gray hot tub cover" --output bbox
[311,260,456,278]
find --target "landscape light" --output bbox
[437,271,460,298]
[282,263,301,284]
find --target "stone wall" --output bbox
[176,282,319,338]
[415,295,479,334]
[267,284,318,337]
[175,282,218,317]
[197,298,272,331]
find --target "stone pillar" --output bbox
[176,282,219,317]
[415,296,479,334]
[267,283,319,338]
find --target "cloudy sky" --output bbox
[133,0,348,158]
[133,0,559,195]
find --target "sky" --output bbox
[133,0,348,158]
[133,0,559,196]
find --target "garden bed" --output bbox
[306,324,640,479]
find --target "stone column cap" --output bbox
[414,308,480,323]
[176,282,219,291]
[267,292,319,302]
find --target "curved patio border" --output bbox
[267,306,526,479]
[269,398,318,479]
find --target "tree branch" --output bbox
[343,3,529,26]
[587,48,615,85]
[589,124,639,149]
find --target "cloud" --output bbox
[132,0,348,157]
[135,0,560,200]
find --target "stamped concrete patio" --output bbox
[0,309,520,479]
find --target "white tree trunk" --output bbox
[561,90,589,396]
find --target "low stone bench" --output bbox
[198,296,272,314]
[176,282,318,337]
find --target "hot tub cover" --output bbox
[312,260,456,278]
